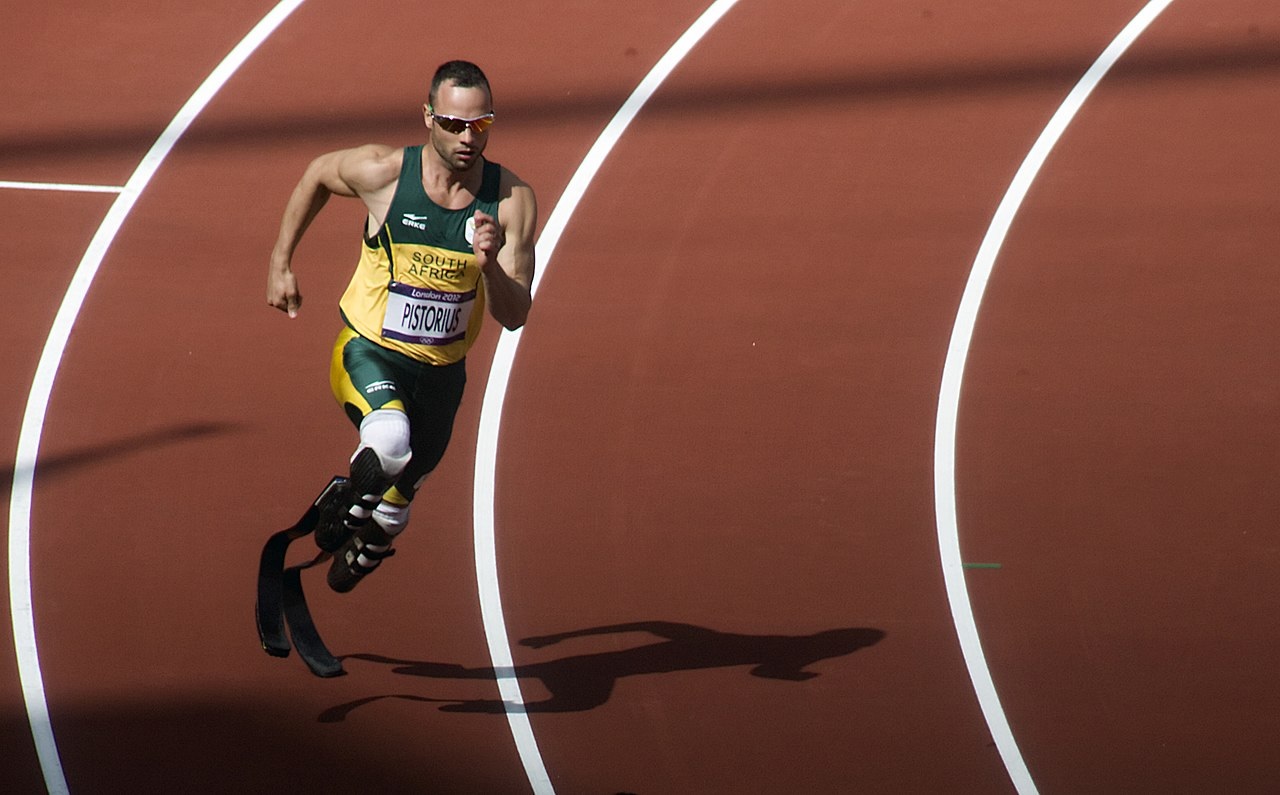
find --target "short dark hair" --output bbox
[429,60,492,106]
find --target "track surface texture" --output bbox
[2,1,1277,792]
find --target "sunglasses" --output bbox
[429,110,495,135]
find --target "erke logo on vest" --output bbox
[401,213,429,231]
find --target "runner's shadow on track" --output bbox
[1,420,237,483]
[324,621,885,720]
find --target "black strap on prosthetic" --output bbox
[255,477,347,678]
[315,447,388,553]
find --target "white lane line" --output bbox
[471,1,741,792]
[6,3,305,793]
[933,2,1176,793]
[0,181,125,194]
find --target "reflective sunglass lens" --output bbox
[433,114,493,134]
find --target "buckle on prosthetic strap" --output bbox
[328,523,397,594]
[255,476,347,678]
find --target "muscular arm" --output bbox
[266,145,401,316]
[472,168,536,330]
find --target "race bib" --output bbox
[382,281,476,346]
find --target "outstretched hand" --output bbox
[471,209,504,272]
[266,266,300,316]
[267,268,302,318]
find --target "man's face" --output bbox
[425,80,493,172]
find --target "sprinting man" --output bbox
[265,60,536,592]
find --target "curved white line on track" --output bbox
[934,2,1176,793]
[6,3,305,792]
[472,1,741,792]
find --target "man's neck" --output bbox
[421,147,483,210]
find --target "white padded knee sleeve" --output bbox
[356,409,412,479]
[372,500,410,535]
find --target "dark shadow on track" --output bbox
[0,421,239,484]
[1,38,1277,167]
[325,621,885,719]
[1,695,478,792]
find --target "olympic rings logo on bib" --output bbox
[382,281,476,346]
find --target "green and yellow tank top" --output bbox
[339,145,501,365]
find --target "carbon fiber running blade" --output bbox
[255,529,294,657]
[255,477,344,662]
[283,561,345,677]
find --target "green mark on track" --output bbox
[962,562,1002,569]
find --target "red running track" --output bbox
[1,1,1277,792]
